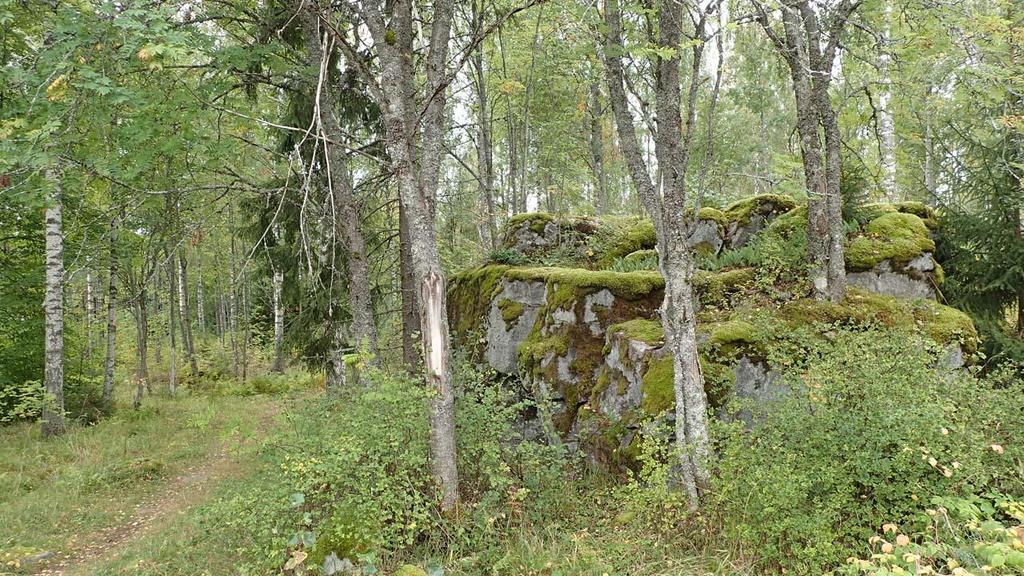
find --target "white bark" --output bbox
[42,167,66,437]
[879,0,897,201]
[101,214,118,409]
[272,268,284,373]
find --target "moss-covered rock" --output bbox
[607,318,665,345]
[846,212,936,271]
[722,194,799,226]
[497,297,525,325]
[394,565,429,576]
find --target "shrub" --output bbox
[710,328,1024,574]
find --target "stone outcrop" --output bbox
[451,196,974,469]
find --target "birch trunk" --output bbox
[101,214,118,409]
[272,267,285,373]
[167,257,179,395]
[84,270,94,361]
[177,254,199,376]
[589,82,607,214]
[42,168,66,437]
[195,253,206,335]
[878,0,898,202]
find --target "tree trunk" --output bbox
[297,4,379,366]
[195,252,206,335]
[602,0,714,505]
[272,267,285,372]
[167,256,179,395]
[101,214,118,409]
[42,167,66,437]
[471,7,498,249]
[399,204,420,370]
[589,82,607,214]
[133,282,149,409]
[878,0,898,202]
[84,270,94,362]
[177,254,199,376]
[356,0,459,510]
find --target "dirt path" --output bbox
[33,401,281,576]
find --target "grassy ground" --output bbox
[0,387,291,575]
[2,378,735,576]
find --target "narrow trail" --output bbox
[33,400,282,576]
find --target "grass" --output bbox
[0,383,292,574]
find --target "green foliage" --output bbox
[711,329,1024,574]
[487,248,529,266]
[840,495,1024,575]
[610,249,659,272]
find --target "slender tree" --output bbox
[41,166,66,437]
[602,0,720,505]
[101,213,119,409]
[754,0,858,303]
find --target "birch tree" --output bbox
[601,0,721,505]
[41,166,66,437]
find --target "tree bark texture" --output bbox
[102,214,119,409]
[42,167,66,437]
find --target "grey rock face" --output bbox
[484,280,547,373]
[732,356,786,426]
[597,331,658,419]
[687,219,725,255]
[508,219,559,252]
[847,255,937,300]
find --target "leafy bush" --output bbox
[711,328,1024,574]
[487,248,528,266]
[840,495,1024,575]
[187,362,571,574]
[0,374,105,425]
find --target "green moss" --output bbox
[608,318,665,344]
[497,298,525,325]
[504,267,664,301]
[624,249,657,263]
[846,212,936,271]
[308,506,375,566]
[762,205,807,238]
[894,201,940,230]
[707,319,765,360]
[777,288,978,353]
[394,566,429,576]
[913,300,979,355]
[595,220,657,267]
[701,357,736,408]
[518,330,570,367]
[695,267,756,307]
[697,206,729,227]
[722,194,799,226]
[507,211,555,235]
[640,354,674,415]
[448,265,510,336]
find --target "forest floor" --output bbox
[0,389,293,576]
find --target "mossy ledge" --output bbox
[846,212,936,271]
